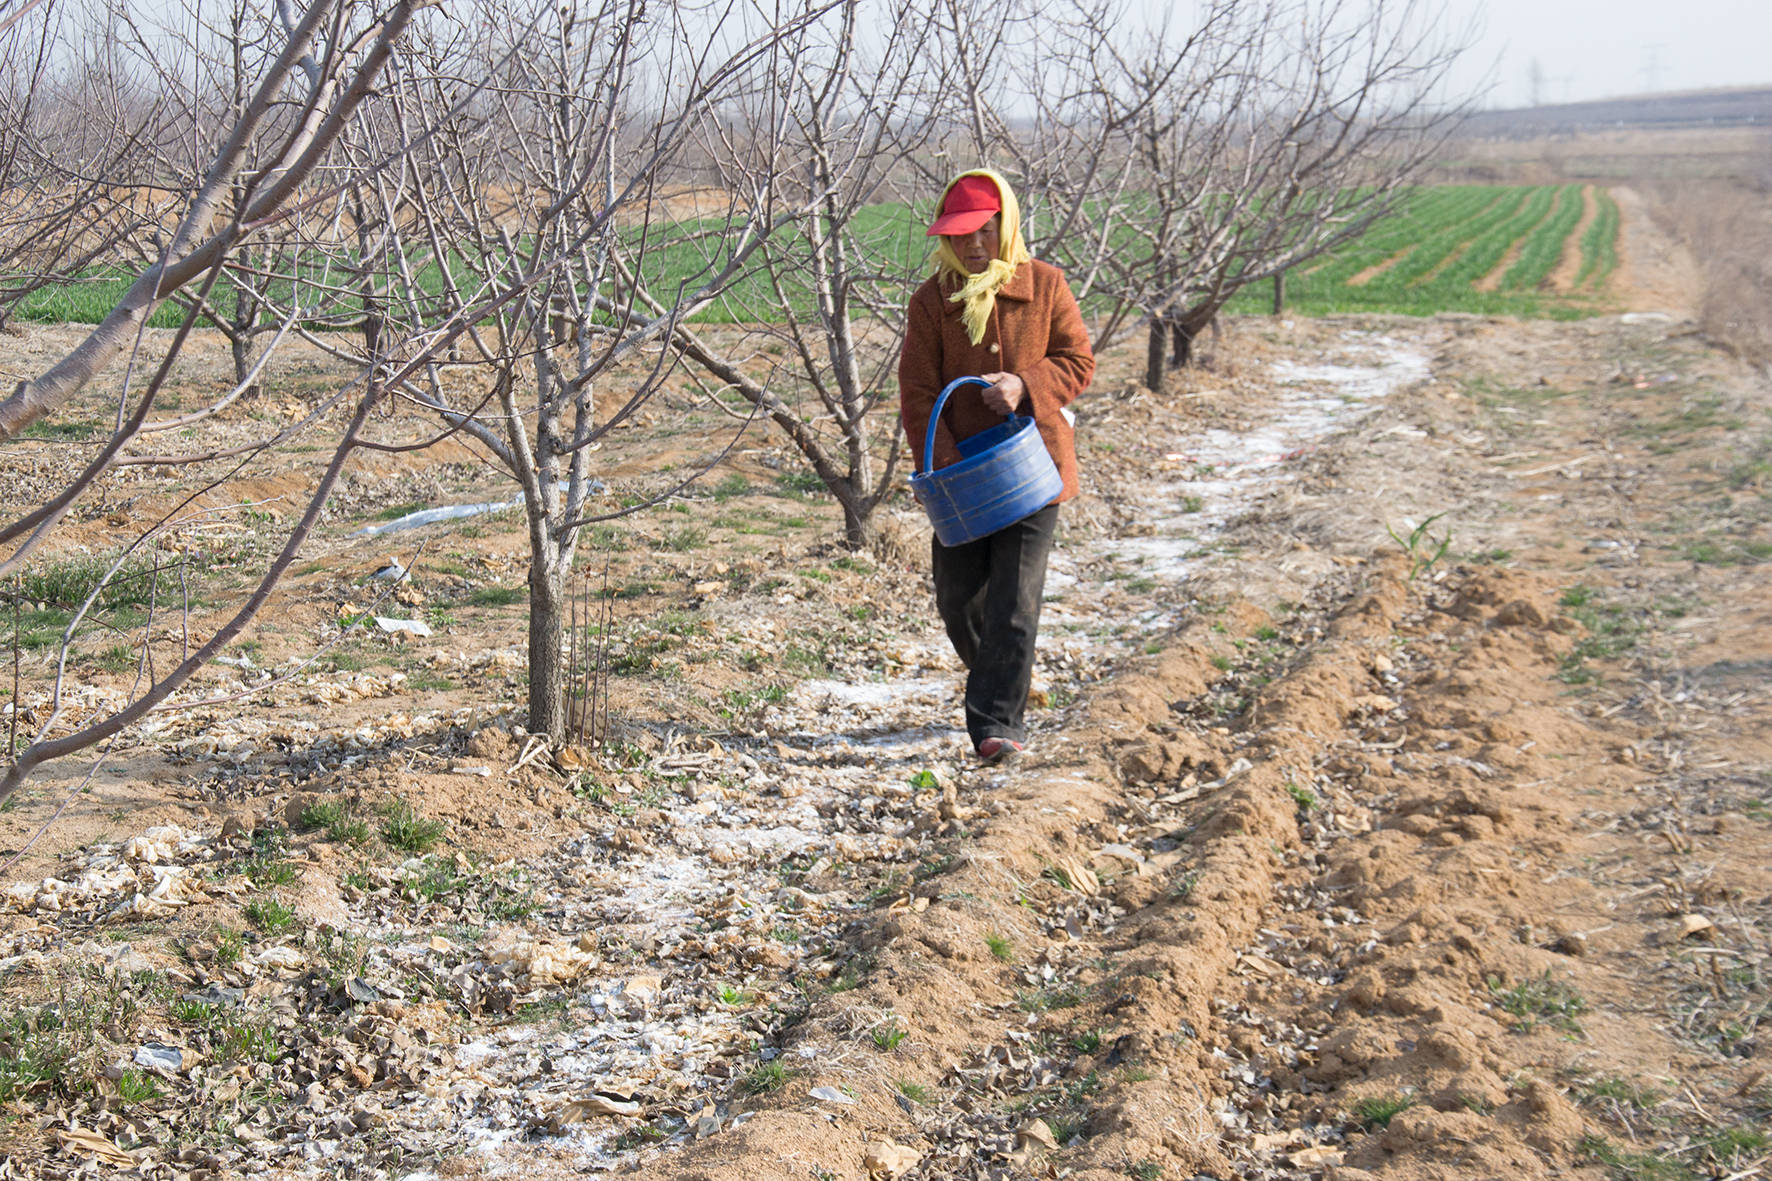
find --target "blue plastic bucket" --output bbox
[910,376,1063,547]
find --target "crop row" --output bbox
[1575,190,1620,288]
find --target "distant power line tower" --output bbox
[1528,56,1545,107]
[1640,43,1665,93]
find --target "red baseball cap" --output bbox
[926,175,1001,237]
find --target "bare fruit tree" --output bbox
[0,0,437,807]
[250,0,834,741]
[632,0,954,552]
[1113,0,1471,389]
[965,0,1471,390]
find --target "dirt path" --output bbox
[2,278,1769,1178]
[1347,246,1416,288]
[1611,185,1707,314]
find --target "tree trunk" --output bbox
[840,496,876,553]
[231,335,252,391]
[1144,315,1169,392]
[229,330,262,400]
[230,243,261,388]
[1170,321,1192,368]
[527,561,567,742]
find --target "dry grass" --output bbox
[1435,126,1770,185]
[1646,159,1772,366]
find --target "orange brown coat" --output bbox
[899,259,1094,503]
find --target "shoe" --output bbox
[977,737,1025,763]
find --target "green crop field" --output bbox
[11,184,1618,331]
[7,204,932,332]
[1225,183,1619,319]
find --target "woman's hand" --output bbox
[979,371,1026,414]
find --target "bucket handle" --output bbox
[922,375,997,475]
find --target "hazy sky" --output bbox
[1443,0,1772,107]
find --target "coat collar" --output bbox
[939,261,1034,316]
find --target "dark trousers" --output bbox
[931,503,1060,748]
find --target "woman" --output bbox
[899,168,1094,763]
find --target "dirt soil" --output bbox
[1,191,1770,1181]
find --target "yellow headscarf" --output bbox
[931,168,1032,346]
